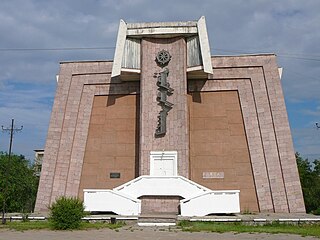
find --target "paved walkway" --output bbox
[0,227,318,240]
[2,213,319,240]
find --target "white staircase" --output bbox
[180,190,240,217]
[114,175,210,199]
[84,175,240,216]
[83,189,141,215]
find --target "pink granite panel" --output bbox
[35,61,140,211]
[208,65,288,212]
[34,64,73,212]
[263,57,305,213]
[189,78,274,212]
[140,38,189,177]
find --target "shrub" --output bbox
[313,207,320,215]
[49,196,86,230]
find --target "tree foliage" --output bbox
[0,151,39,213]
[296,152,320,214]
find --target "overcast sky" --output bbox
[0,0,319,162]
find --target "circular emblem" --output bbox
[155,50,171,66]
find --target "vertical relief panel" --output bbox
[139,38,189,177]
[122,38,141,69]
[187,36,202,67]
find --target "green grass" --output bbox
[0,221,125,231]
[178,221,320,238]
[0,221,51,231]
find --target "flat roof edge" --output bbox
[212,53,276,57]
[60,60,113,64]
[127,21,198,29]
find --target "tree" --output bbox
[296,152,320,214]
[0,152,39,213]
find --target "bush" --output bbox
[313,207,320,215]
[49,196,86,230]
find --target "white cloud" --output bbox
[0,0,319,159]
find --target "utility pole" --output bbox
[1,119,23,224]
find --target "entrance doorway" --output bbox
[150,151,177,176]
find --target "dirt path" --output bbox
[0,227,317,240]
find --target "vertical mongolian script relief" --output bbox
[154,50,173,137]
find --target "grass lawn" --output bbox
[178,221,320,238]
[0,220,124,231]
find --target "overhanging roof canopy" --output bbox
[111,16,213,79]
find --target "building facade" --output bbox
[34,149,44,176]
[35,17,305,214]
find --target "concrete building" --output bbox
[34,149,44,176]
[35,17,305,216]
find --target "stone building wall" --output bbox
[78,94,139,200]
[188,91,259,212]
[35,61,140,211]
[35,54,305,213]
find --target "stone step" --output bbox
[138,214,177,226]
[139,214,176,220]
[137,222,176,227]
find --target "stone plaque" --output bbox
[110,172,121,179]
[202,172,224,179]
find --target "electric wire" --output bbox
[0,47,115,51]
[0,46,319,62]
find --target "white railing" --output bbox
[114,175,210,199]
[180,190,240,216]
[83,189,141,215]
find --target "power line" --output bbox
[213,48,320,58]
[212,48,320,62]
[0,47,115,51]
[0,45,319,62]
[285,69,319,82]
[277,55,320,62]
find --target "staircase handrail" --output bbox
[83,189,141,203]
[181,190,240,203]
[113,175,211,193]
